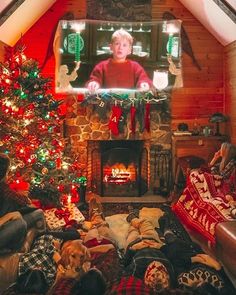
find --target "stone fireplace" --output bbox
[87,140,149,197]
[64,97,172,197]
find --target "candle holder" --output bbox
[77,176,88,210]
[77,184,88,210]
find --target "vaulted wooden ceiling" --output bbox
[0,0,235,47]
[0,0,56,46]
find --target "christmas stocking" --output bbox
[145,102,151,132]
[130,105,137,134]
[109,104,122,135]
[95,98,109,120]
[118,108,128,134]
[137,101,145,133]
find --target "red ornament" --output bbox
[71,184,79,197]
[56,158,62,169]
[77,93,85,102]
[9,61,18,70]
[12,69,20,78]
[17,107,25,116]
[9,178,29,192]
[57,104,67,117]
[3,135,11,141]
[57,184,65,192]
[38,122,48,132]
[13,82,21,89]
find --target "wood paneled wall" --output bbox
[2,0,228,135]
[152,0,224,132]
[225,41,236,144]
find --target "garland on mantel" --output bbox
[81,90,169,105]
[80,91,170,135]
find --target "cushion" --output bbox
[0,253,21,291]
[105,207,164,249]
[178,266,225,290]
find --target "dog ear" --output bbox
[82,246,91,262]
[78,245,91,266]
[60,244,71,267]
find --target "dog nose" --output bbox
[75,267,81,272]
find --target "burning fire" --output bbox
[103,162,136,184]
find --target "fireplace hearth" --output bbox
[88,140,148,197]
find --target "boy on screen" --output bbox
[87,28,153,92]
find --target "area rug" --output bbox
[80,202,192,244]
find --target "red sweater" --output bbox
[87,58,152,89]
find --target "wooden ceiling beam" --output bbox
[0,0,25,26]
[212,0,236,23]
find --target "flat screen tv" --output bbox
[54,19,182,96]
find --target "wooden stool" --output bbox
[173,155,206,200]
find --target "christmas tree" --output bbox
[0,45,86,207]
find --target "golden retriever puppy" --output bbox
[60,239,91,271]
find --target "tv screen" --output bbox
[54,19,182,95]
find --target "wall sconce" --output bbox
[162,21,181,57]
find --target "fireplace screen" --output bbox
[90,140,148,197]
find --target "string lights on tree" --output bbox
[0,44,86,206]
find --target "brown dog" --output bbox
[60,239,91,271]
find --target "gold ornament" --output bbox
[42,167,48,174]
[22,129,28,137]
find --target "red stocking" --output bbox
[145,102,151,132]
[130,105,136,134]
[109,105,122,135]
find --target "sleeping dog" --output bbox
[60,239,91,271]
[53,239,91,281]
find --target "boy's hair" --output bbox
[111,28,133,45]
[15,269,49,294]
[72,268,106,295]
[219,142,236,172]
[0,153,10,181]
